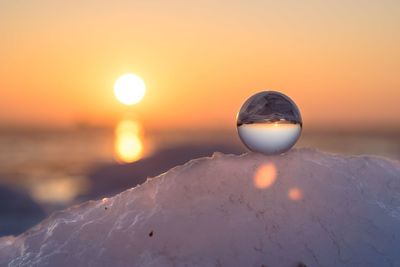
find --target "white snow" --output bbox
[1,148,400,267]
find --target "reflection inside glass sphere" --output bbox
[237,91,302,155]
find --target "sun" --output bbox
[114,73,146,105]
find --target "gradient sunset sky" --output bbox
[1,1,399,131]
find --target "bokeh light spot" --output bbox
[288,187,303,201]
[254,163,277,189]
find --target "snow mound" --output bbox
[1,148,400,267]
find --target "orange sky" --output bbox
[1,1,399,131]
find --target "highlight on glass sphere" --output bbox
[236,91,302,155]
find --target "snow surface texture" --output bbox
[1,148,400,267]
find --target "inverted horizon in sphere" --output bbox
[237,91,302,155]
[238,122,302,155]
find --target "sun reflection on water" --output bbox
[114,119,144,163]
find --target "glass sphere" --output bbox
[237,91,302,155]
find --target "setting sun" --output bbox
[114,74,146,105]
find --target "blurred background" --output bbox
[1,0,399,236]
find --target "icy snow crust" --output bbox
[1,148,400,267]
